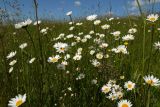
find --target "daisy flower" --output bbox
[101,24,110,30]
[86,14,97,21]
[124,81,135,91]
[122,34,134,41]
[29,57,36,64]
[8,94,26,107]
[15,19,32,29]
[128,28,137,34]
[6,51,17,60]
[19,43,27,49]
[146,14,159,22]
[143,75,160,86]
[48,55,61,63]
[33,20,41,25]
[66,11,72,16]
[118,99,132,107]
[53,42,68,53]
[96,52,103,59]
[101,85,111,94]
[94,20,101,25]
[9,60,17,66]
[154,41,160,50]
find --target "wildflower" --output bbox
[91,59,101,67]
[109,17,114,21]
[99,43,108,48]
[29,58,36,64]
[122,34,134,41]
[76,73,85,80]
[33,20,41,25]
[99,34,105,38]
[48,55,61,63]
[96,52,103,59]
[73,54,82,60]
[64,54,71,60]
[101,24,110,30]
[86,14,97,21]
[66,11,72,16]
[53,42,68,53]
[76,22,83,26]
[124,81,135,91]
[66,34,74,39]
[69,26,75,31]
[154,41,160,50]
[15,19,32,29]
[111,31,121,37]
[69,22,74,25]
[19,43,27,49]
[146,14,159,22]
[9,60,17,66]
[81,38,87,43]
[117,91,123,99]
[8,94,26,107]
[78,32,83,36]
[94,20,101,25]
[89,30,94,34]
[6,51,17,60]
[112,45,128,54]
[90,50,95,55]
[68,87,72,91]
[101,85,111,94]
[118,99,132,107]
[143,75,160,86]
[91,79,97,84]
[40,27,48,35]
[128,28,137,34]
[9,67,14,73]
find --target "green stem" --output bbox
[146,86,151,107]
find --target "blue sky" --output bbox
[1,0,160,20]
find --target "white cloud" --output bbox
[74,1,81,6]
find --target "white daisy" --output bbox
[118,99,132,107]
[29,57,36,64]
[122,34,134,41]
[66,11,72,16]
[94,20,101,25]
[154,41,160,50]
[124,81,135,91]
[86,14,97,21]
[8,94,26,107]
[9,60,17,66]
[146,14,159,22]
[48,55,61,63]
[53,42,68,53]
[6,51,17,60]
[19,43,27,49]
[101,85,111,94]
[143,75,160,86]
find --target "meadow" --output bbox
[0,1,160,107]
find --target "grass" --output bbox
[0,16,160,107]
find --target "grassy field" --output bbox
[0,13,160,107]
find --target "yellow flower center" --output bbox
[122,104,129,107]
[104,88,109,93]
[147,80,153,85]
[16,100,23,107]
[51,58,58,62]
[149,17,156,21]
[124,42,128,46]
[60,48,65,51]
[128,84,132,89]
